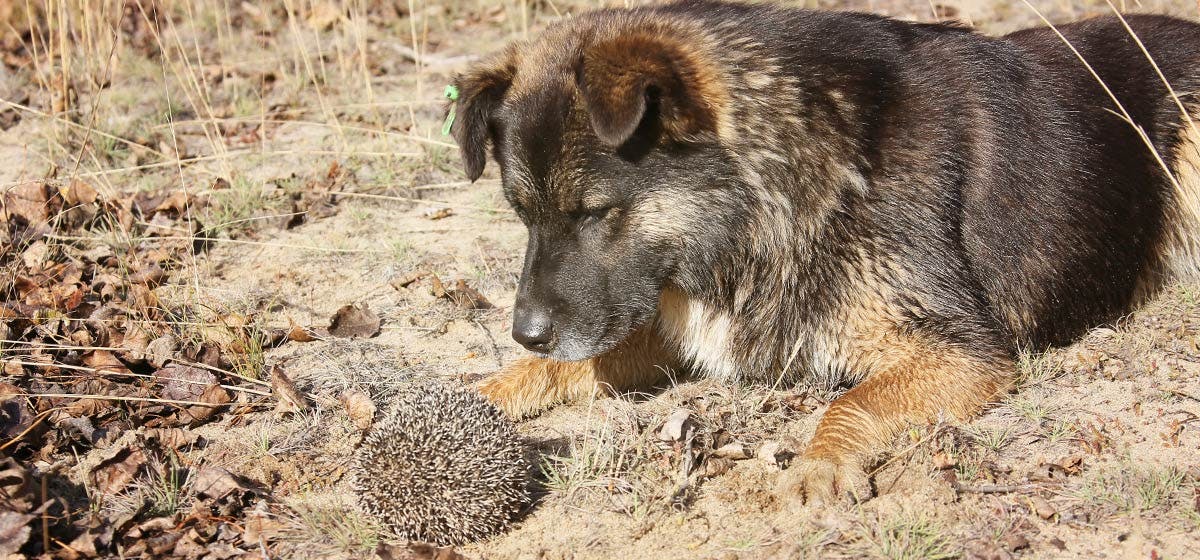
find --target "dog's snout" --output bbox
[513,308,556,353]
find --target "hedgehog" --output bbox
[351,380,530,545]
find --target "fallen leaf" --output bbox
[340,389,376,431]
[0,511,37,556]
[933,451,957,470]
[422,207,454,220]
[657,409,693,442]
[90,446,147,496]
[286,324,317,343]
[0,386,36,444]
[83,350,130,375]
[328,303,381,338]
[191,466,264,518]
[1029,495,1057,519]
[242,510,285,545]
[143,427,201,450]
[145,335,177,368]
[183,384,232,424]
[154,190,193,216]
[60,179,98,205]
[154,364,217,401]
[389,270,429,290]
[1002,533,1030,552]
[118,325,153,364]
[1,181,53,225]
[430,275,493,310]
[700,457,733,479]
[21,239,50,269]
[713,442,750,460]
[270,365,307,413]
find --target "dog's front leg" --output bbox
[781,334,1014,505]
[477,326,677,418]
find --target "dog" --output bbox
[445,0,1200,504]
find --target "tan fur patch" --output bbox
[1161,119,1200,280]
[477,326,677,418]
[656,289,741,383]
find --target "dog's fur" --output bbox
[446,0,1200,503]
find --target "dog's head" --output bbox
[448,19,736,361]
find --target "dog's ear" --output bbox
[449,49,516,181]
[576,32,724,147]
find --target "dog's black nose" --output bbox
[512,311,556,353]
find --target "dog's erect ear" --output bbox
[449,49,516,181]
[576,32,725,147]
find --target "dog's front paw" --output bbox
[475,371,534,418]
[777,456,872,507]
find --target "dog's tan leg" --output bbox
[782,333,1014,504]
[477,326,677,418]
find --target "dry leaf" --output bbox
[270,365,307,413]
[60,179,98,205]
[21,240,50,270]
[1029,495,1057,519]
[145,335,177,368]
[144,427,201,450]
[192,466,256,501]
[713,442,750,460]
[430,275,493,310]
[286,324,316,343]
[389,270,429,290]
[90,447,147,496]
[155,364,217,401]
[183,384,232,424]
[242,512,285,545]
[422,207,454,220]
[0,511,37,556]
[340,389,376,431]
[933,451,957,470]
[82,350,130,375]
[657,409,693,442]
[119,325,153,364]
[328,303,381,338]
[700,457,733,479]
[0,181,53,225]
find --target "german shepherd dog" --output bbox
[446,0,1200,504]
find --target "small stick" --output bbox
[5,361,271,396]
[953,482,1040,494]
[30,393,268,408]
[41,474,49,553]
[473,320,504,369]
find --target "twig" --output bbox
[952,482,1040,494]
[473,320,504,369]
[336,190,514,214]
[30,393,268,408]
[0,408,57,453]
[1167,389,1200,404]
[5,361,271,396]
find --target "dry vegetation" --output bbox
[1,0,1199,559]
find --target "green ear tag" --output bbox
[442,84,460,136]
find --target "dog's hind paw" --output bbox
[777,457,873,507]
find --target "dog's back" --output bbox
[963,15,1200,347]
